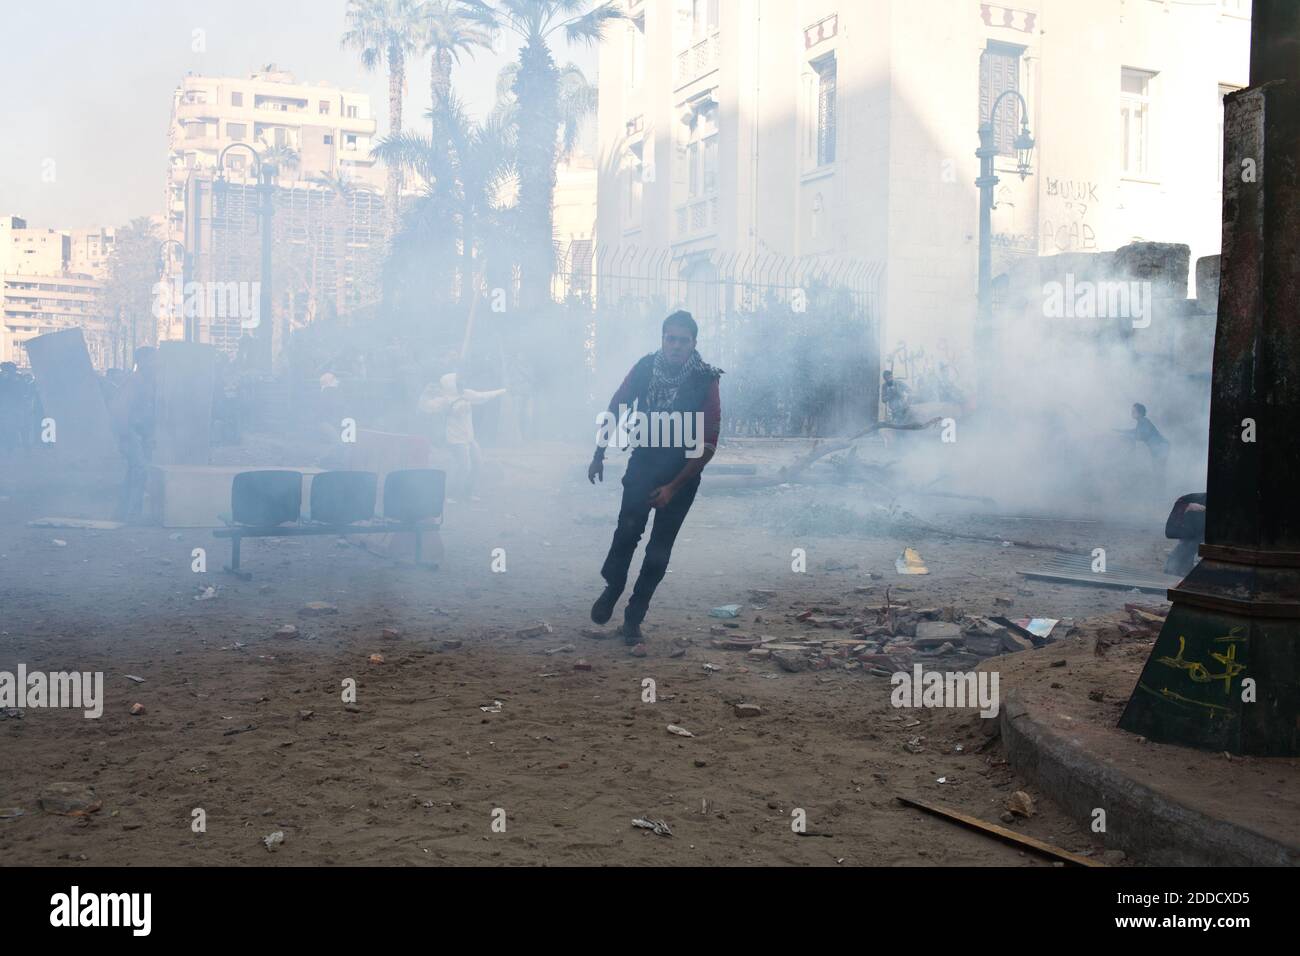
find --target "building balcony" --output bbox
[676,32,720,90]
[674,195,719,241]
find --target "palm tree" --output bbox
[423,0,498,122]
[259,143,300,186]
[494,60,595,162]
[341,0,427,233]
[493,0,622,308]
[374,94,516,304]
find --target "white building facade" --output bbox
[597,0,1251,363]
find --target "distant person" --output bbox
[1119,403,1169,487]
[110,348,157,522]
[881,369,911,424]
[419,371,506,502]
[588,311,722,647]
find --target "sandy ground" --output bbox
[0,437,1182,865]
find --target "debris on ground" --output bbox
[479,701,503,714]
[544,643,576,655]
[631,817,673,836]
[667,724,695,737]
[274,625,298,639]
[367,653,385,665]
[38,783,102,816]
[129,703,146,716]
[895,547,929,575]
[299,602,338,616]
[28,518,123,530]
[516,622,553,639]
[709,604,743,618]
[734,703,762,718]
[1006,790,1036,817]
[194,586,217,601]
[263,831,285,852]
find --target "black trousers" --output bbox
[600,461,700,624]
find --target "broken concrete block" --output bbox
[914,621,963,646]
[733,703,762,718]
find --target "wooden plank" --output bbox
[895,795,1104,867]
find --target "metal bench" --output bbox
[214,468,445,578]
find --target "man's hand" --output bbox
[648,484,676,509]
[588,456,604,484]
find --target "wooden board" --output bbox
[896,795,1104,866]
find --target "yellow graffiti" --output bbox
[1156,635,1247,695]
[1136,682,1234,718]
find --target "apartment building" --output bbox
[0,216,113,368]
[162,67,385,347]
[597,0,1251,359]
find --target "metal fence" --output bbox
[555,243,883,436]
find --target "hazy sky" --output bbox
[0,0,599,231]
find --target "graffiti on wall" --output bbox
[1041,177,1099,253]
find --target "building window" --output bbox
[345,134,358,151]
[228,122,247,141]
[324,134,334,145]
[231,92,243,107]
[1121,67,1156,177]
[814,55,837,167]
[346,104,359,119]
[627,17,646,91]
[979,41,1024,156]
[319,100,330,115]
[691,0,718,41]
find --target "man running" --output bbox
[588,311,722,646]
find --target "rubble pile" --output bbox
[706,588,1080,676]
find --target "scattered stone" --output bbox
[479,701,503,714]
[274,625,298,639]
[903,737,925,754]
[772,651,809,673]
[1050,659,1067,668]
[573,659,593,671]
[1001,632,1035,653]
[440,639,463,650]
[630,643,647,658]
[52,539,67,547]
[702,662,721,672]
[368,653,385,665]
[129,703,146,716]
[666,724,695,738]
[747,647,772,661]
[263,831,285,852]
[580,628,610,641]
[545,643,576,656]
[1101,849,1127,865]
[194,586,217,602]
[38,783,102,816]
[298,710,314,721]
[733,703,762,718]
[993,596,1013,607]
[1050,682,1063,689]
[670,648,686,659]
[343,703,361,713]
[1088,689,1105,702]
[693,759,708,768]
[299,602,337,617]
[382,627,400,640]
[516,622,553,639]
[124,675,146,684]
[1000,811,1016,824]
[1005,790,1036,818]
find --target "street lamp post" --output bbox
[159,239,190,341]
[975,90,1034,408]
[214,144,276,371]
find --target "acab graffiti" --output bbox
[1041,176,1099,253]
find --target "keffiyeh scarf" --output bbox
[645,349,718,411]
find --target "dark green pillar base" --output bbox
[1118,563,1300,755]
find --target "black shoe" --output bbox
[591,587,619,625]
[621,619,643,645]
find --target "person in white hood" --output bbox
[419,371,506,500]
